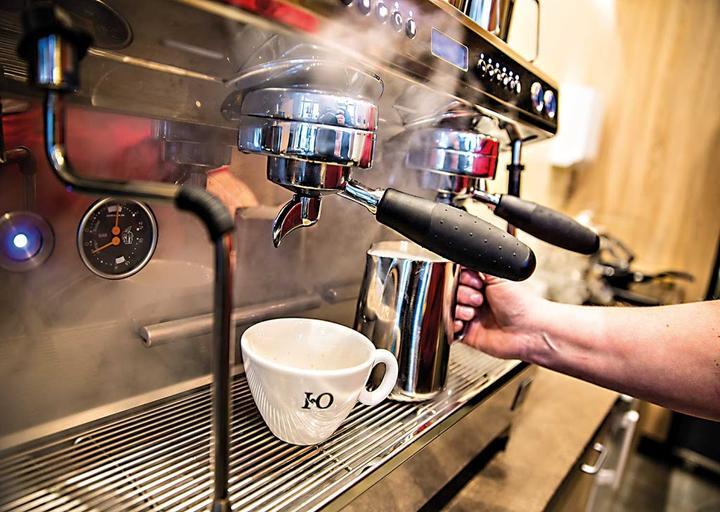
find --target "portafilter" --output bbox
[224,60,536,281]
[405,122,600,255]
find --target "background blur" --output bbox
[492,0,720,301]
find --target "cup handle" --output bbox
[358,349,399,406]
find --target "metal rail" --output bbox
[0,345,517,512]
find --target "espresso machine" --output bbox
[1,1,574,510]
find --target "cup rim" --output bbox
[241,318,376,377]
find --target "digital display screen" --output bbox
[431,28,468,71]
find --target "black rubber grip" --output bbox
[175,186,235,241]
[376,189,536,281]
[494,195,600,255]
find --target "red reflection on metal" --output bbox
[223,0,320,33]
[359,136,374,168]
[473,138,499,179]
[452,175,472,194]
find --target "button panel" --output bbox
[477,53,524,97]
[336,0,558,128]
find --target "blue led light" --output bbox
[3,226,41,261]
[12,233,29,249]
[0,211,54,271]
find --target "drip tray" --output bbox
[0,345,521,512]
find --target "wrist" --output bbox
[519,298,564,366]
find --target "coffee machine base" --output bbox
[0,346,533,511]
[0,345,532,511]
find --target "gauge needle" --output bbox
[112,206,121,236]
[92,236,121,254]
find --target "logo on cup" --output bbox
[302,392,334,410]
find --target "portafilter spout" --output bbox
[264,157,350,246]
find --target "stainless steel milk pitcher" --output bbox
[355,241,460,401]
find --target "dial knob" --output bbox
[405,17,417,38]
[530,82,544,113]
[543,89,557,119]
[376,1,389,22]
[358,0,372,15]
[390,9,403,31]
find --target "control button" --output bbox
[357,0,372,15]
[390,9,403,31]
[405,16,417,38]
[514,80,522,94]
[503,75,512,88]
[339,0,353,5]
[476,58,486,76]
[487,66,496,78]
[376,2,389,22]
[543,89,557,119]
[531,82,544,112]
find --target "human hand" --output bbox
[454,269,544,361]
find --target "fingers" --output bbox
[459,269,484,289]
[455,304,476,322]
[457,285,484,307]
[453,320,464,333]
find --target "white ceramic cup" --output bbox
[241,318,399,445]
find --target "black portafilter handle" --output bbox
[493,195,600,255]
[376,189,536,281]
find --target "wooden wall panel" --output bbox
[509,0,720,300]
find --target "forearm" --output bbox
[526,300,720,420]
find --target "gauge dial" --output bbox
[78,198,158,279]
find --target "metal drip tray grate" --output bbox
[0,345,518,512]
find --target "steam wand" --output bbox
[19,4,235,511]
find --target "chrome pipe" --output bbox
[471,189,501,207]
[139,294,323,346]
[45,92,179,201]
[339,180,384,214]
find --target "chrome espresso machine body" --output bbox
[1,1,565,510]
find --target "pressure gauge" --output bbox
[77,198,158,279]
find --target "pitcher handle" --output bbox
[358,349,399,406]
[448,264,469,344]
